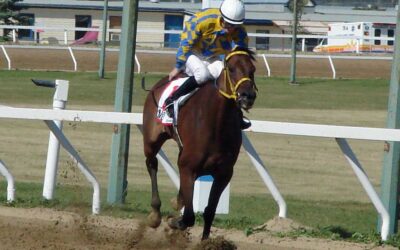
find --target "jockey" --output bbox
[164,0,251,129]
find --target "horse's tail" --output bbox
[142,74,171,107]
[141,73,171,92]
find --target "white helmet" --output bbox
[220,0,245,25]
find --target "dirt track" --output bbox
[0,47,392,79]
[0,206,395,250]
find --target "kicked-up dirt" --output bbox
[0,206,396,250]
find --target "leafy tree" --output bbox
[288,0,309,33]
[0,0,29,40]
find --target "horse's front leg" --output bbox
[145,155,162,228]
[168,168,196,230]
[202,176,231,240]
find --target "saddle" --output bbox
[156,77,198,126]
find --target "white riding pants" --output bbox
[185,55,224,85]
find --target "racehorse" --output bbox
[142,47,257,240]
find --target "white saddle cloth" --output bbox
[156,77,193,126]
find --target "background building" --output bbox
[1,0,398,52]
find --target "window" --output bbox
[164,15,183,48]
[388,29,394,46]
[109,16,122,41]
[75,15,92,40]
[109,16,122,29]
[374,29,381,45]
[255,30,269,50]
[18,13,35,41]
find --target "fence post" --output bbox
[36,79,69,200]
[68,47,78,71]
[0,45,11,70]
[262,54,271,77]
[379,0,400,237]
[0,160,15,202]
[12,29,16,43]
[64,30,68,45]
[328,56,336,79]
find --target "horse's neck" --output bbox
[202,78,238,115]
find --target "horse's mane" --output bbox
[231,46,256,61]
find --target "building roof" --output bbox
[17,0,198,14]
[17,0,399,24]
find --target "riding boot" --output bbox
[239,109,252,130]
[165,76,198,117]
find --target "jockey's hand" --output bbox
[169,68,181,81]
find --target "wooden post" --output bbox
[98,0,108,79]
[379,0,400,236]
[290,0,298,84]
[107,0,139,204]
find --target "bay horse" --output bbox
[142,47,257,240]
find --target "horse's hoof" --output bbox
[167,217,187,230]
[201,233,210,241]
[147,211,161,228]
[170,197,184,211]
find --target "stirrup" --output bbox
[241,117,251,130]
[165,102,174,118]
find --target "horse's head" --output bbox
[220,47,257,111]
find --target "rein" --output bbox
[219,51,252,100]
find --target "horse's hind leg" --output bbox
[144,136,167,228]
[202,176,231,240]
[168,167,196,230]
[170,189,184,211]
[145,153,162,228]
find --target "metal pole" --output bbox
[99,0,109,79]
[379,0,400,236]
[289,0,298,84]
[107,0,139,204]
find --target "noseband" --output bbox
[219,51,253,100]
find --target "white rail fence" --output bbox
[0,44,393,78]
[0,25,394,78]
[0,45,141,73]
[0,100,399,240]
[0,25,395,51]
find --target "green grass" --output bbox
[0,70,390,110]
[259,77,389,110]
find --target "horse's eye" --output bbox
[228,67,234,73]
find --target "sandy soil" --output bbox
[0,206,395,250]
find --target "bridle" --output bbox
[218,50,254,100]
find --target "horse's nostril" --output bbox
[245,92,256,100]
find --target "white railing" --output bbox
[0,104,398,240]
[0,45,141,73]
[0,160,15,202]
[0,44,392,79]
[0,25,395,52]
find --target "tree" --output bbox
[288,0,309,33]
[0,0,28,40]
